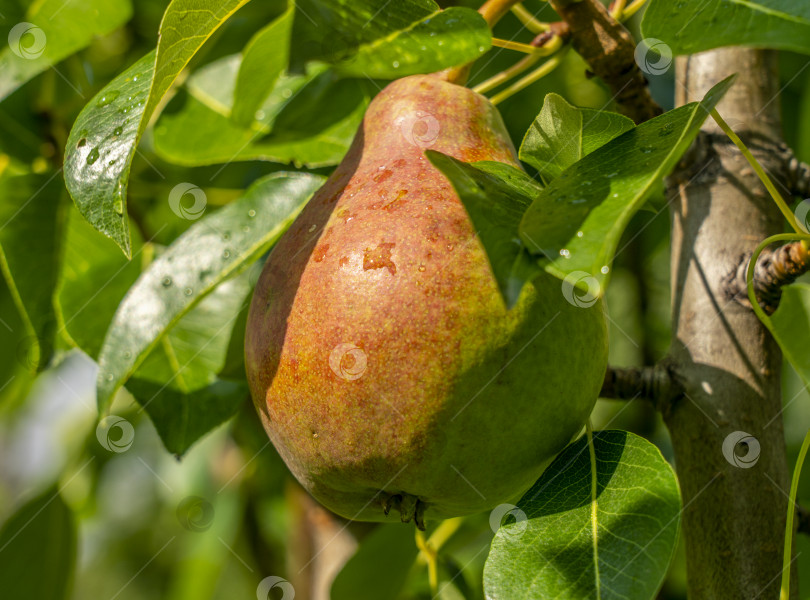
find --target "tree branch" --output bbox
[665,49,795,598]
[547,0,662,123]
[725,240,810,315]
[599,365,681,413]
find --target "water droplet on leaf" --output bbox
[96,90,120,107]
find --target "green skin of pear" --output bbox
[245,74,608,525]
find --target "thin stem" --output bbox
[427,517,464,550]
[474,35,561,94]
[443,0,529,84]
[490,45,570,105]
[744,233,810,599]
[491,36,558,54]
[711,108,803,234]
[610,0,627,19]
[415,528,438,596]
[744,234,810,325]
[473,52,544,94]
[478,0,527,27]
[781,430,810,600]
[511,4,550,32]
[620,0,648,20]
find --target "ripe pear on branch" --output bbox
[245,72,608,529]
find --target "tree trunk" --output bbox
[666,48,796,598]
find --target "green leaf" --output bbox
[426,152,543,308]
[0,169,66,371]
[0,489,77,600]
[58,202,247,455]
[769,283,810,388]
[64,0,253,257]
[132,379,247,456]
[154,59,369,168]
[520,94,634,184]
[641,0,810,56]
[128,273,252,456]
[0,0,132,101]
[334,8,491,79]
[217,265,260,381]
[291,0,490,77]
[63,52,153,259]
[57,206,143,359]
[291,0,435,67]
[331,524,419,600]
[186,54,329,125]
[231,3,295,126]
[484,430,681,600]
[520,76,734,291]
[141,0,253,138]
[95,172,325,413]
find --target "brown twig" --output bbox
[600,364,681,413]
[548,0,661,123]
[725,241,810,315]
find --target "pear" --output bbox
[245,74,608,528]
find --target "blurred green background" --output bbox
[1,0,809,598]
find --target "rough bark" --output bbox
[548,0,661,123]
[725,240,810,315]
[666,49,795,598]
